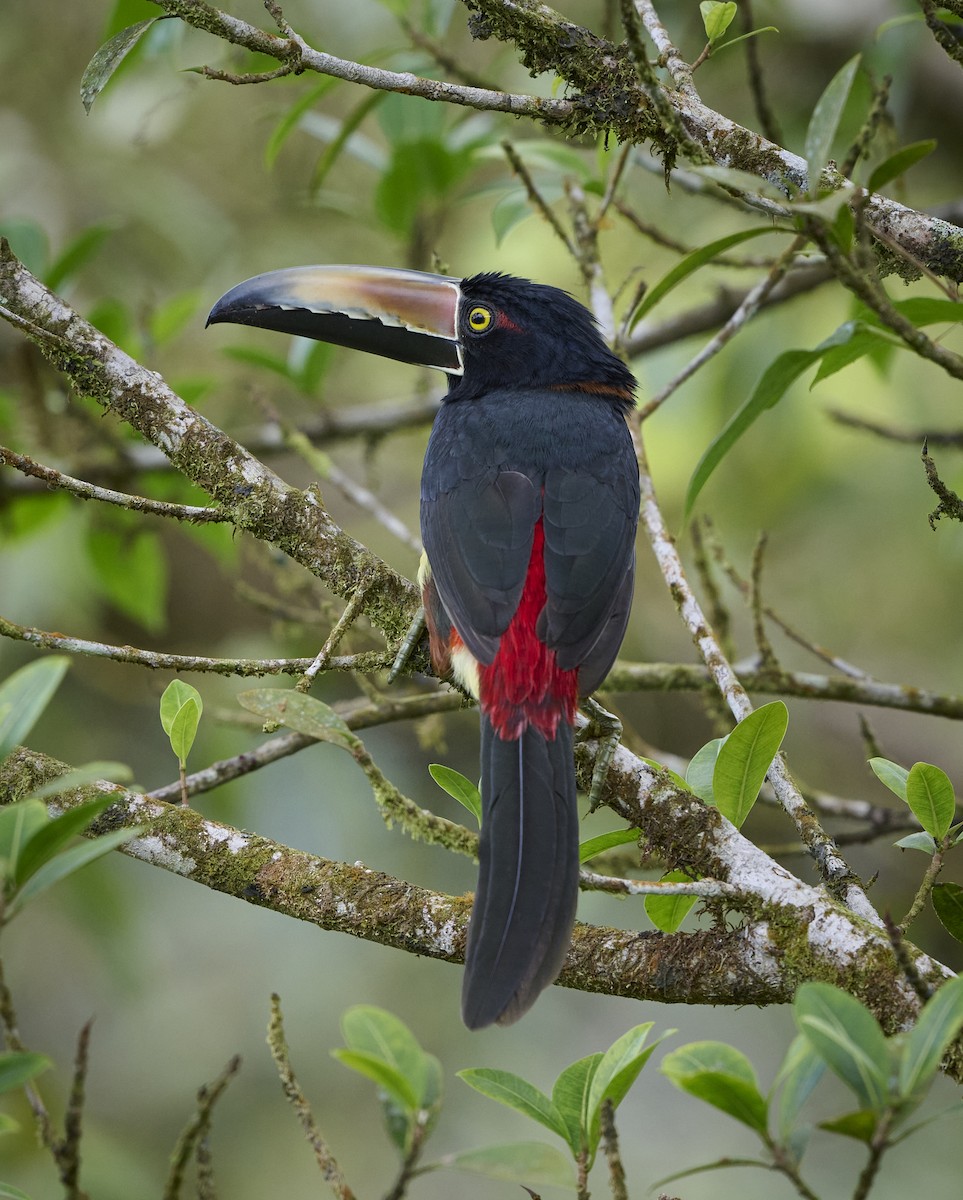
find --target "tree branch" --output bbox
[0,240,419,646]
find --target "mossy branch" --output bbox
[2,743,957,1068]
[0,239,418,646]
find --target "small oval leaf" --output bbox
[168,699,200,766]
[793,983,890,1112]
[578,827,639,864]
[804,54,861,195]
[237,688,357,749]
[0,657,70,761]
[661,1041,768,1133]
[869,757,908,801]
[80,18,162,114]
[645,871,698,933]
[428,764,482,824]
[444,1141,574,1189]
[905,762,956,841]
[458,1069,568,1142]
[932,882,963,943]
[899,974,963,1102]
[867,140,937,193]
[712,702,788,827]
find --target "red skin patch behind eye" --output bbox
[479,519,578,742]
[494,310,524,333]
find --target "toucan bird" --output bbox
[208,265,641,1028]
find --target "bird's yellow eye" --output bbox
[467,305,493,333]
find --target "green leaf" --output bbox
[289,339,335,396]
[0,801,49,883]
[700,1,737,45]
[80,18,162,113]
[804,55,861,195]
[168,699,200,766]
[428,764,482,824]
[709,26,779,56]
[793,983,891,1111]
[869,757,908,801]
[45,224,113,292]
[551,1053,602,1157]
[11,825,145,912]
[0,1179,34,1198]
[889,297,963,328]
[159,681,203,737]
[810,322,897,386]
[630,228,787,327]
[867,140,937,193]
[442,1141,575,1189]
[1,221,49,279]
[895,832,938,853]
[0,657,70,761]
[586,1023,664,1155]
[492,188,539,245]
[265,77,341,169]
[905,762,956,841]
[222,346,295,380]
[773,1034,825,1143]
[236,688,358,750]
[661,1042,769,1133]
[336,998,437,1108]
[311,92,386,193]
[0,1051,51,1093]
[578,827,638,864]
[14,793,118,887]
[332,1049,420,1112]
[683,347,823,520]
[685,737,725,803]
[150,289,202,345]
[88,526,167,633]
[458,1069,568,1142]
[712,702,788,827]
[818,1110,877,1143]
[932,883,963,943]
[645,870,698,933]
[899,974,963,1103]
[639,757,690,791]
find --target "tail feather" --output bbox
[461,719,579,1029]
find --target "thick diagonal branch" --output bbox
[0,240,417,645]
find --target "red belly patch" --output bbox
[479,519,578,741]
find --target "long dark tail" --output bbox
[461,718,579,1029]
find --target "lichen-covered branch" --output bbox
[143,0,963,279]
[0,240,419,646]
[2,739,956,1066]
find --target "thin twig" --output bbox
[600,1101,629,1200]
[638,233,806,420]
[634,433,876,917]
[61,1021,93,1200]
[163,1056,242,1200]
[828,409,963,446]
[267,995,356,1200]
[297,586,370,692]
[740,0,783,144]
[0,614,387,676]
[0,446,229,522]
[701,519,871,679]
[501,140,577,256]
[147,689,468,804]
[579,871,738,898]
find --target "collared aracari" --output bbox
[208,265,640,1028]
